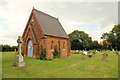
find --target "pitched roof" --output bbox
[33,8,69,39]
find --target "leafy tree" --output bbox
[68,30,92,50]
[0,44,18,52]
[101,24,120,50]
[103,41,107,49]
[91,40,99,50]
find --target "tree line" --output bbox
[68,24,120,51]
[1,24,119,51]
[101,24,120,50]
[0,45,18,52]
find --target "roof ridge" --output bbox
[33,8,58,20]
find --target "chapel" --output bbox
[21,8,71,58]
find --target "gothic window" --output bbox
[63,42,65,49]
[51,41,53,50]
[58,40,60,50]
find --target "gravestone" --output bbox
[13,36,25,67]
[116,51,119,56]
[81,53,85,60]
[101,53,108,62]
[107,50,110,52]
[14,49,17,56]
[72,51,80,54]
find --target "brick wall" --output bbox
[42,35,71,58]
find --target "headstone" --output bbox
[81,53,85,60]
[116,51,119,56]
[13,36,25,67]
[107,50,110,52]
[119,51,120,54]
[101,53,108,62]
[14,49,17,56]
[73,51,80,54]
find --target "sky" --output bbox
[0,0,119,46]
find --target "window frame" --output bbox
[51,41,54,51]
[63,42,65,50]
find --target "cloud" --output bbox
[88,23,115,42]
[0,1,118,46]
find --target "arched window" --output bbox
[58,40,60,44]
[58,40,60,50]
[51,41,53,50]
[63,42,65,49]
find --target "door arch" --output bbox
[28,40,33,57]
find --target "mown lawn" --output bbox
[2,51,118,78]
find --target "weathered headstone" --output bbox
[107,50,110,52]
[81,53,85,60]
[101,53,108,62]
[14,49,17,56]
[13,36,25,67]
[116,51,119,56]
[119,51,120,54]
[72,51,80,54]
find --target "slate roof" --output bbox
[33,8,69,39]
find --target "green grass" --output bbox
[2,51,118,78]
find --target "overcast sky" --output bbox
[0,0,118,46]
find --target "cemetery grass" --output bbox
[2,51,118,78]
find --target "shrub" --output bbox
[40,44,47,60]
[53,44,60,58]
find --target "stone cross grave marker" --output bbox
[13,36,25,67]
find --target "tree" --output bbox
[101,24,120,50]
[0,44,18,52]
[91,40,99,50]
[103,41,107,50]
[68,30,92,50]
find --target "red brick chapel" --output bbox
[21,8,71,59]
